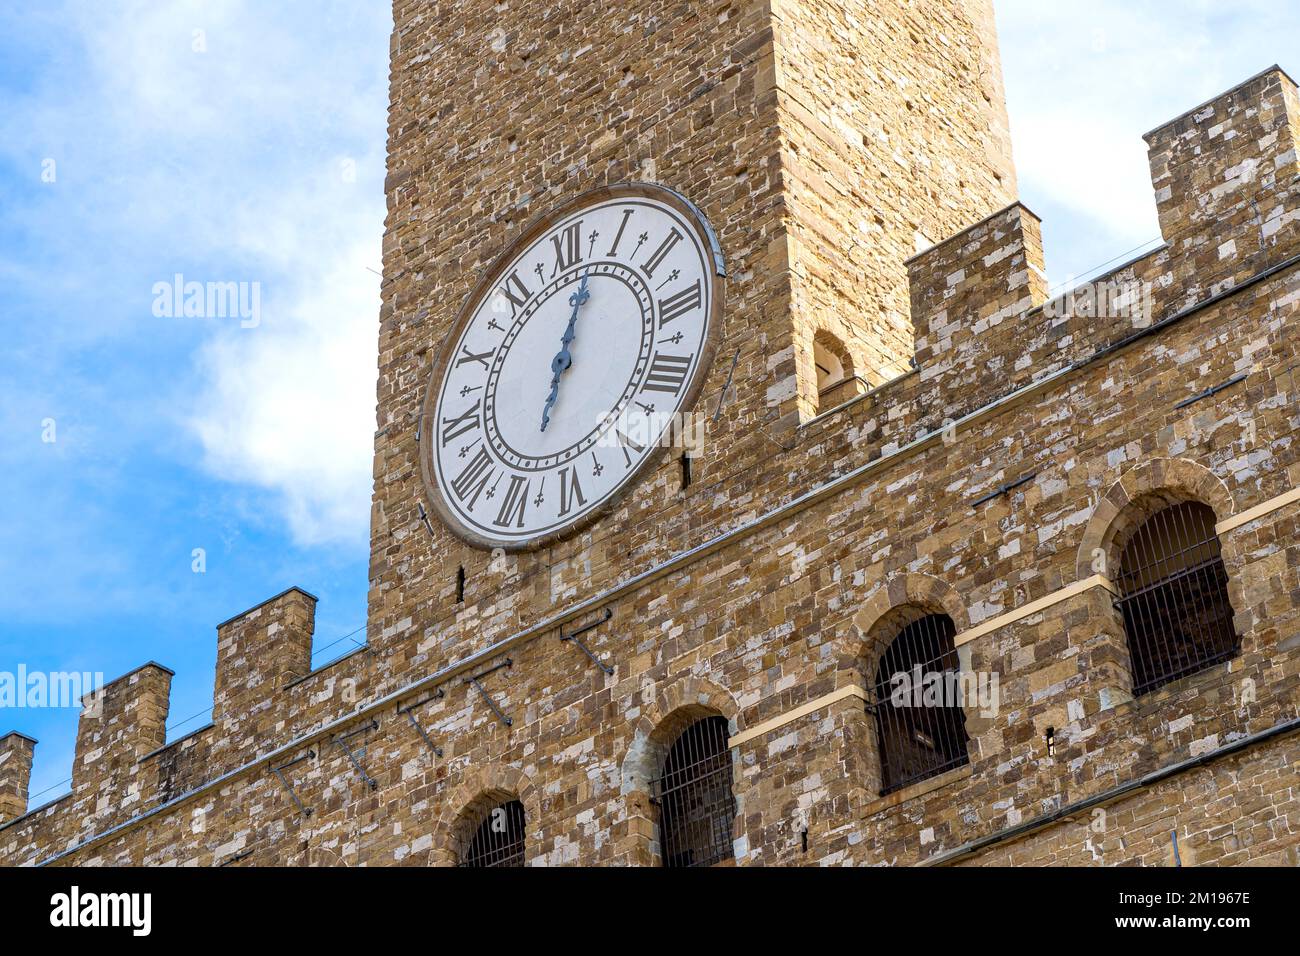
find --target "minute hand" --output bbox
[540,271,590,432]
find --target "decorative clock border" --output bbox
[417,181,727,552]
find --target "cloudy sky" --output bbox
[1,0,1296,801]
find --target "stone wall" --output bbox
[1,5,1298,867]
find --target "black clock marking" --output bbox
[642,227,683,279]
[457,345,495,369]
[658,279,701,328]
[558,466,587,517]
[494,474,530,528]
[550,221,584,276]
[607,209,633,257]
[451,446,495,508]
[642,353,692,394]
[498,271,531,318]
[441,400,482,445]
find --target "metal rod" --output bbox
[1174,373,1248,409]
[336,719,379,742]
[333,721,380,790]
[560,608,615,674]
[405,710,443,758]
[970,471,1037,508]
[469,678,512,727]
[712,348,741,422]
[467,658,513,682]
[396,688,445,715]
[334,738,378,790]
[269,749,315,817]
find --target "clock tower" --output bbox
[374,0,1015,632]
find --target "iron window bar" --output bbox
[653,716,735,868]
[1114,500,1240,696]
[560,607,614,675]
[460,799,526,868]
[866,613,971,796]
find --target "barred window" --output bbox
[460,799,526,868]
[1115,500,1239,696]
[867,613,971,796]
[654,716,735,867]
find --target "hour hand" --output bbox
[540,377,560,432]
[540,352,568,432]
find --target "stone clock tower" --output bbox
[6,1,1299,870]
[372,0,1015,646]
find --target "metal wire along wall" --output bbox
[654,716,735,867]
[867,613,972,796]
[1115,500,1239,696]
[461,799,526,867]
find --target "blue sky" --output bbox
[1,0,1296,803]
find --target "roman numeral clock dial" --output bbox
[420,184,725,549]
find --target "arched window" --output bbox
[460,798,526,868]
[654,716,734,867]
[1114,500,1239,696]
[812,331,864,413]
[868,613,970,795]
[814,335,848,391]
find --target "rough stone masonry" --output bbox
[2,0,1299,866]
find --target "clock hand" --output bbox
[540,271,591,432]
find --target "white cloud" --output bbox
[0,1,391,548]
[995,0,1300,285]
[190,227,380,547]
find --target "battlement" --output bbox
[4,59,1300,867]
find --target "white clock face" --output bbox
[423,185,722,549]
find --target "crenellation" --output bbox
[0,732,37,824]
[1144,66,1300,297]
[212,588,318,766]
[70,662,173,828]
[4,4,1300,869]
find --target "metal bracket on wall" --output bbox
[1174,372,1248,410]
[397,688,446,758]
[466,658,513,727]
[560,607,614,675]
[416,501,437,539]
[270,749,316,817]
[219,848,254,867]
[333,719,381,791]
[970,471,1038,509]
[712,347,742,422]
